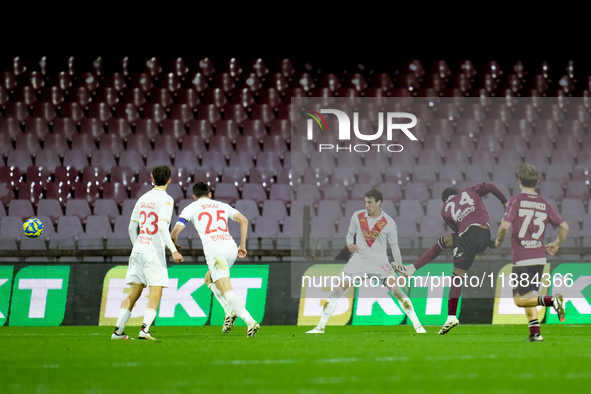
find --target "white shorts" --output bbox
[205,243,238,282]
[342,252,395,280]
[126,252,169,287]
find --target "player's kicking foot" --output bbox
[392,263,411,278]
[138,329,157,340]
[414,324,427,334]
[552,294,566,322]
[306,326,325,334]
[526,333,543,342]
[247,322,260,337]
[438,316,459,335]
[111,331,133,340]
[222,313,237,333]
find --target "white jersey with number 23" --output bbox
[130,189,175,258]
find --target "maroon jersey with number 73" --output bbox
[503,192,564,264]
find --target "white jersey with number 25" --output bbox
[178,198,240,255]
[130,189,175,257]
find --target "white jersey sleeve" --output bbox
[386,218,402,265]
[346,212,358,245]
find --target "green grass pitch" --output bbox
[1,325,589,393]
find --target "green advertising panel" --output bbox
[408,264,462,326]
[297,264,355,326]
[546,263,591,324]
[0,266,14,326]
[155,265,212,326]
[351,284,406,326]
[210,265,269,326]
[9,266,70,326]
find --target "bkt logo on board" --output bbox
[302,107,419,153]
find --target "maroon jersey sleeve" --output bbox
[545,200,565,228]
[503,195,519,223]
[471,182,508,205]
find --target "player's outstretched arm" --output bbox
[546,221,569,255]
[170,222,187,253]
[171,222,185,243]
[390,243,403,267]
[232,213,248,258]
[482,182,508,206]
[495,220,512,248]
[159,222,183,263]
[345,225,358,253]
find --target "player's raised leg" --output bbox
[514,291,565,342]
[394,235,451,278]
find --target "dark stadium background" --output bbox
[1,8,589,327]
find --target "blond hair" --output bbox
[517,162,539,188]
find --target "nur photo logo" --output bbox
[302,106,419,153]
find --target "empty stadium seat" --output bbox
[8,199,35,220]
[25,166,52,188]
[242,183,268,207]
[212,183,239,205]
[65,199,92,222]
[102,182,129,207]
[221,167,248,189]
[235,199,260,222]
[251,215,281,238]
[37,199,63,224]
[0,216,25,238]
[45,181,72,208]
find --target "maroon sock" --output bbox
[412,239,445,271]
[538,295,553,307]
[448,274,463,316]
[528,319,541,336]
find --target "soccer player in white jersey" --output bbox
[171,182,260,337]
[306,189,426,334]
[111,165,184,340]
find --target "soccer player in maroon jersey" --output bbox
[393,182,508,334]
[495,163,568,342]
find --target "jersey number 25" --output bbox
[198,210,228,234]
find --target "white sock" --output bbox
[405,265,417,276]
[317,287,346,329]
[390,286,422,327]
[115,308,131,334]
[224,290,255,326]
[141,308,157,332]
[209,283,233,316]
